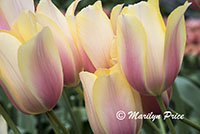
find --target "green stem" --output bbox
[0,104,20,134]
[74,86,84,99]
[47,110,70,134]
[158,118,166,134]
[146,119,161,134]
[45,112,60,134]
[168,108,200,131]
[63,89,81,134]
[156,96,176,134]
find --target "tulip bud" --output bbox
[141,87,172,114]
[117,0,191,95]
[80,65,143,134]
[0,27,63,114]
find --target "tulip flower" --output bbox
[141,87,172,114]
[36,0,82,86]
[117,0,191,95]
[0,115,7,134]
[76,1,115,72]
[80,65,142,134]
[0,27,63,114]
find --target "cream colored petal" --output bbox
[76,4,114,68]
[11,10,41,43]
[79,72,105,133]
[110,4,124,34]
[0,0,34,26]
[37,0,72,40]
[65,0,81,16]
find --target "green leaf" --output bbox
[16,111,37,134]
[174,77,200,115]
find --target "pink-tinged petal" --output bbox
[0,9,10,30]
[0,32,47,114]
[66,15,95,73]
[164,2,191,90]
[110,4,124,34]
[117,14,152,95]
[36,13,80,86]
[0,0,34,26]
[76,3,114,69]
[18,27,63,110]
[141,87,172,114]
[79,46,96,73]
[79,72,105,134]
[93,71,142,134]
[0,115,7,134]
[37,0,82,82]
[123,2,165,94]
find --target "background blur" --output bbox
[0,0,200,134]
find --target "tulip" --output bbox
[80,65,143,134]
[141,87,172,114]
[117,0,191,95]
[36,0,82,86]
[76,1,115,72]
[0,27,63,114]
[0,115,7,134]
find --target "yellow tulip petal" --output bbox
[93,1,103,9]
[65,0,81,16]
[0,0,34,26]
[18,27,63,110]
[123,2,165,93]
[110,4,124,34]
[0,32,47,114]
[79,72,105,134]
[117,14,154,95]
[148,0,166,31]
[164,2,191,89]
[11,10,41,42]
[76,4,114,68]
[93,71,141,134]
